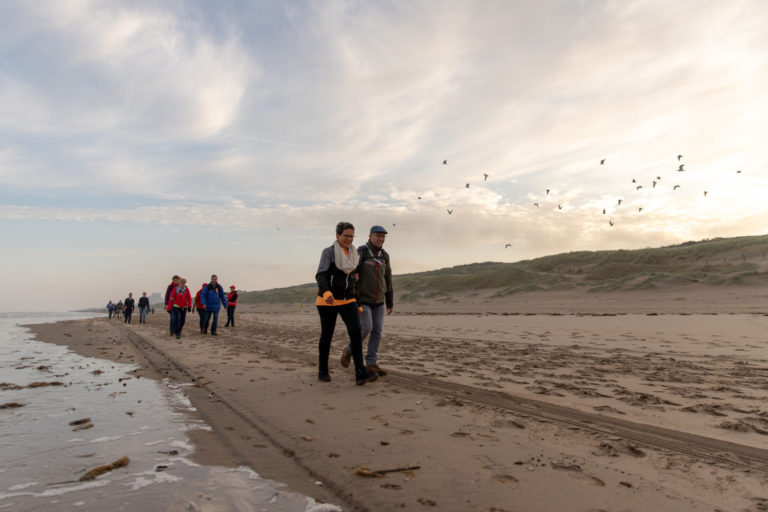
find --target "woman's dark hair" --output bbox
[336,221,355,235]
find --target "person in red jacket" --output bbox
[167,278,192,339]
[193,282,207,334]
[164,275,180,336]
[225,285,238,327]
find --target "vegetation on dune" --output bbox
[238,234,768,304]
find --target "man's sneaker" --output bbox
[355,370,378,386]
[366,364,387,377]
[175,334,181,339]
[318,373,331,383]
[340,346,351,368]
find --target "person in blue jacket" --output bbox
[200,274,229,336]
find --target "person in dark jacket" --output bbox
[165,275,180,335]
[340,225,393,376]
[193,282,207,333]
[167,278,192,339]
[138,292,150,323]
[315,221,377,386]
[107,300,114,319]
[200,274,228,336]
[225,285,238,327]
[123,293,135,323]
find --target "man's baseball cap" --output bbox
[370,225,388,234]
[230,285,236,289]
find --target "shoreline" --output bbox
[26,301,768,511]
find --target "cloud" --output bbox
[1,1,254,139]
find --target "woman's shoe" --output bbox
[318,373,332,382]
[355,370,378,386]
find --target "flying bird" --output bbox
[483,173,489,181]
[558,204,563,210]
[652,180,657,188]
[609,220,614,226]
[703,191,708,197]
[505,243,512,249]
[602,208,606,214]
[736,169,742,173]
[656,176,661,180]
[417,196,422,199]
[534,202,539,207]
[546,189,550,195]
[673,185,680,190]
[617,199,623,205]
[443,160,447,165]
[600,159,606,165]
[638,207,643,212]
[677,154,683,161]
[466,183,470,188]
[392,223,396,227]
[632,178,637,183]
[636,185,643,190]
[446,209,453,214]
[678,164,685,171]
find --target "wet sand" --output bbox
[29,289,768,512]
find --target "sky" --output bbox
[1,0,767,311]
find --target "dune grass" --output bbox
[238,234,768,304]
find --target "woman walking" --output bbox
[315,221,377,385]
[167,278,192,339]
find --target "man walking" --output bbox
[107,300,114,319]
[225,285,238,327]
[123,293,135,323]
[200,274,228,336]
[138,292,150,323]
[165,275,180,335]
[341,225,393,376]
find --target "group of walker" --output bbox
[106,222,393,387]
[106,292,151,324]
[315,223,394,386]
[165,275,238,339]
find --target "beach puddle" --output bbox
[0,313,340,512]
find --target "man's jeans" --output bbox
[203,310,220,334]
[197,309,206,332]
[349,303,385,366]
[138,306,148,323]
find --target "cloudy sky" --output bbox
[1,0,766,311]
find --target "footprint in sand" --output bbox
[595,440,646,458]
[551,462,605,486]
[492,474,519,483]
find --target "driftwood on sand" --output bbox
[355,465,421,477]
[79,456,130,481]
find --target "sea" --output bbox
[0,312,341,512]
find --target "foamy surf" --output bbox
[0,313,342,511]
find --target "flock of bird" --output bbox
[416,155,745,247]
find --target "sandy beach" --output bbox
[29,288,768,511]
